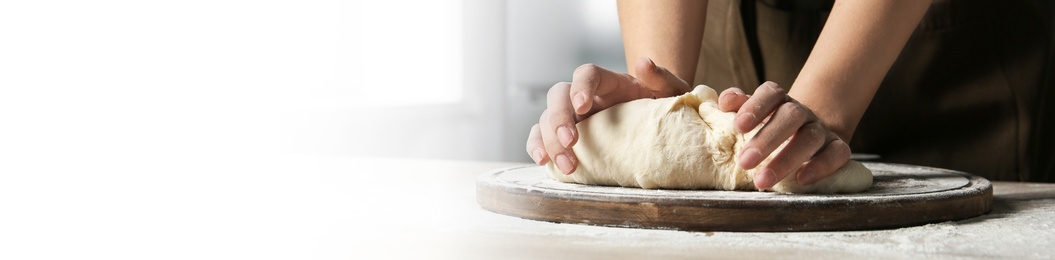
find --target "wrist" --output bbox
[788,80,866,142]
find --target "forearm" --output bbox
[617,0,707,83]
[789,0,930,141]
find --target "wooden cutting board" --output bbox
[476,162,992,232]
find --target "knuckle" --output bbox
[803,122,825,141]
[763,82,785,95]
[547,82,570,98]
[528,124,541,138]
[832,141,852,161]
[574,63,599,74]
[781,102,806,119]
[820,139,851,164]
[769,159,797,177]
[539,110,551,125]
[546,109,571,126]
[574,64,601,85]
[773,86,787,95]
[544,140,566,155]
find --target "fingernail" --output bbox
[556,154,575,174]
[738,148,762,169]
[798,167,815,185]
[755,169,775,190]
[572,93,587,111]
[530,148,544,165]
[557,126,574,148]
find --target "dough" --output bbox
[546,85,872,193]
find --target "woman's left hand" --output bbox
[717,81,852,189]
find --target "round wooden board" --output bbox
[476,162,992,232]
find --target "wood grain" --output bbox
[476,163,992,232]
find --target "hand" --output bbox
[717,81,852,189]
[526,58,692,174]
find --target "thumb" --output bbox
[634,57,691,98]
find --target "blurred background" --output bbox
[0,1,627,256]
[286,0,628,162]
[0,0,627,165]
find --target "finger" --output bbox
[734,81,788,133]
[634,57,692,97]
[718,87,749,112]
[545,82,579,149]
[539,110,578,174]
[797,137,852,185]
[739,101,814,170]
[753,122,827,190]
[569,63,641,115]
[526,124,549,165]
[540,83,579,174]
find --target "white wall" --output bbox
[501,0,626,162]
[0,0,625,164]
[279,0,509,161]
[0,1,631,257]
[281,0,627,163]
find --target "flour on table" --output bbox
[546,85,872,193]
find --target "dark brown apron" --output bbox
[695,0,1055,181]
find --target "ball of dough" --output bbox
[546,85,872,194]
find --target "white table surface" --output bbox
[2,155,1052,259]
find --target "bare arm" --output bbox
[789,0,931,141]
[617,0,707,83]
[724,0,931,189]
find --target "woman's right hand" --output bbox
[526,57,692,174]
